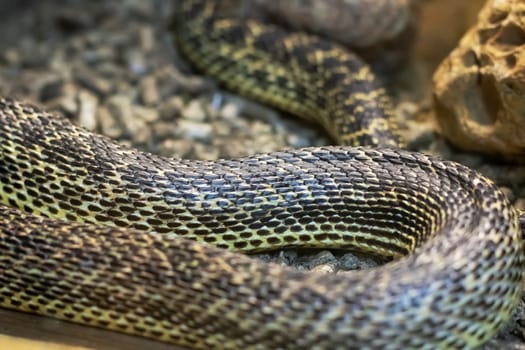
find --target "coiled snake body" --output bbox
[0,0,523,349]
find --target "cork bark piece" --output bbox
[433,0,525,161]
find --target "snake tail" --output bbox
[172,0,402,148]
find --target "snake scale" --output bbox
[0,0,523,349]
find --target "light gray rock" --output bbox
[77,89,98,131]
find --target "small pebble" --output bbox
[286,133,311,148]
[152,121,177,140]
[44,82,79,118]
[133,104,159,123]
[139,75,160,105]
[219,102,240,120]
[138,25,155,52]
[159,95,184,120]
[176,119,213,141]
[75,69,112,97]
[339,252,380,271]
[106,94,144,136]
[96,105,122,139]
[183,99,208,122]
[192,143,220,160]
[127,50,147,76]
[158,139,193,158]
[298,251,338,272]
[77,89,98,130]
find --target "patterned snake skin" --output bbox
[0,0,523,349]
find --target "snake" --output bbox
[0,0,523,349]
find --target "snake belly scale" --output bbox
[0,0,523,349]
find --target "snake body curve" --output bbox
[173,0,402,148]
[0,0,523,349]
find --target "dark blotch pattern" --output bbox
[0,96,523,349]
[173,0,402,148]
